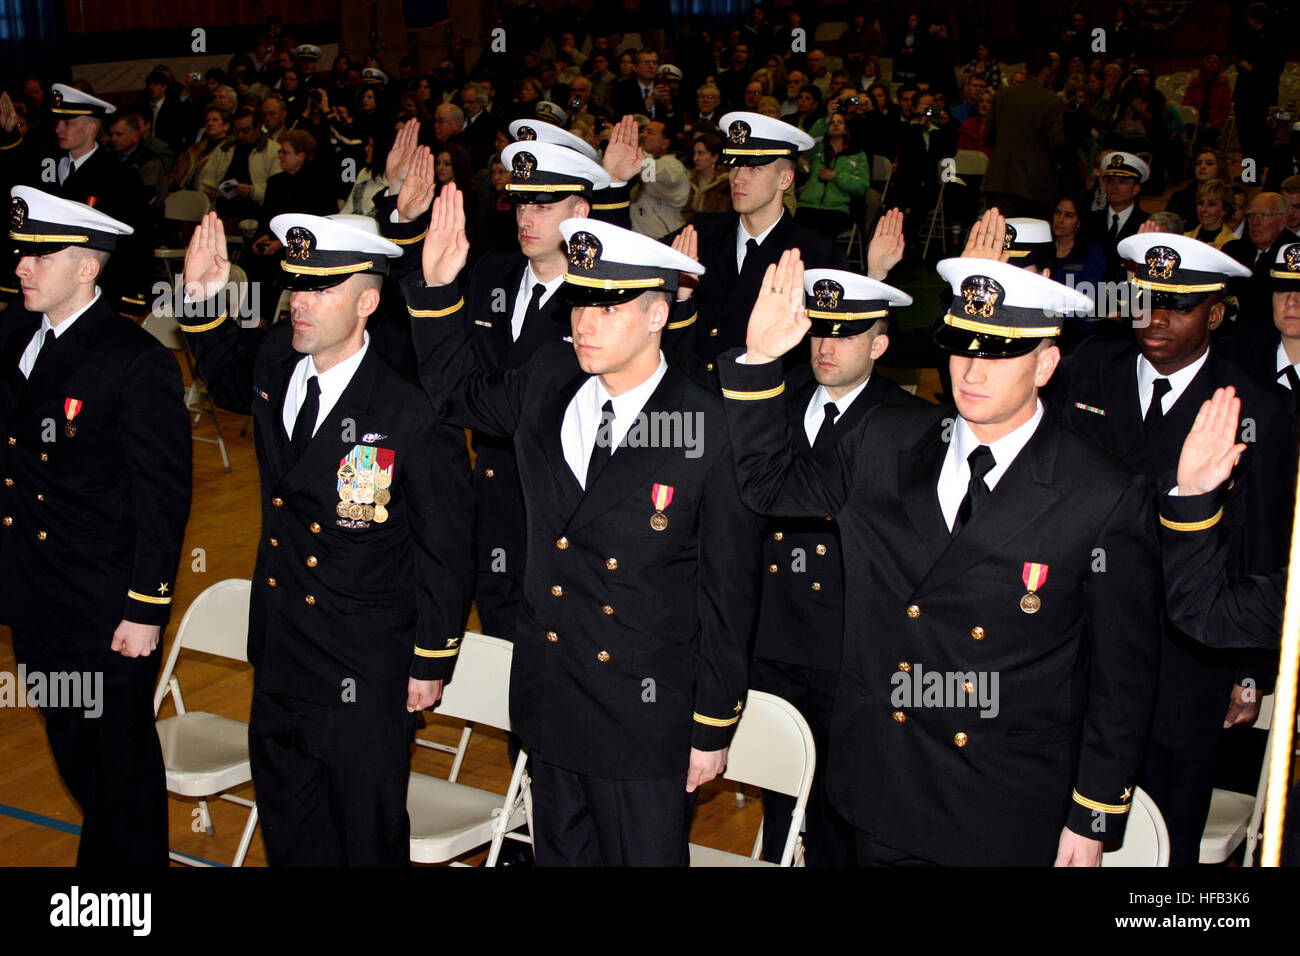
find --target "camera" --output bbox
[189,72,202,83]
[834,96,860,112]
[1275,110,1292,122]
[923,105,939,118]
[569,96,584,110]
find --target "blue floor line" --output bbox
[0,801,227,866]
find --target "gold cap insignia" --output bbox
[1003,222,1017,250]
[1285,244,1300,272]
[568,231,601,270]
[516,125,537,141]
[51,89,63,108]
[961,275,1002,319]
[813,278,843,309]
[10,197,27,231]
[1145,245,1179,281]
[285,226,315,260]
[1108,153,1126,170]
[728,120,751,144]
[512,150,537,180]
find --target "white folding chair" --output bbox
[688,690,815,867]
[872,154,894,206]
[153,579,258,867]
[1101,787,1170,867]
[1200,693,1275,865]
[164,189,210,223]
[407,632,532,865]
[142,306,232,472]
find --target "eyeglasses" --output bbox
[1245,212,1284,220]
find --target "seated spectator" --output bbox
[757,96,782,119]
[1227,184,1249,238]
[110,114,168,220]
[949,73,988,124]
[962,41,1002,91]
[172,106,230,191]
[957,89,994,155]
[629,119,689,239]
[796,111,869,237]
[1145,210,1185,233]
[780,70,806,117]
[1166,147,1228,226]
[511,77,543,121]
[1224,191,1300,323]
[783,84,823,133]
[1183,54,1232,150]
[1185,179,1236,249]
[198,106,281,223]
[588,52,617,108]
[1282,174,1300,234]
[435,142,483,225]
[684,131,731,222]
[805,49,832,98]
[1049,194,1107,299]
[690,84,724,132]
[839,13,886,85]
[340,134,388,218]
[472,153,521,257]
[255,129,336,240]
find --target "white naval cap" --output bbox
[49,83,116,119]
[293,44,323,60]
[1099,150,1150,183]
[10,185,132,255]
[1118,231,1249,305]
[270,212,401,291]
[804,268,911,337]
[1003,218,1054,266]
[361,68,387,85]
[508,118,599,161]
[657,64,684,82]
[717,111,815,166]
[1270,240,1300,289]
[557,217,703,306]
[534,100,569,127]
[933,257,1092,358]
[501,141,610,203]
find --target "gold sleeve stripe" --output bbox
[0,135,23,151]
[1159,507,1223,533]
[721,382,785,401]
[693,711,741,728]
[178,314,229,333]
[392,228,429,245]
[1072,790,1132,814]
[121,295,146,305]
[414,646,460,658]
[408,297,464,318]
[590,200,631,210]
[0,285,18,294]
[127,590,173,605]
[666,312,697,330]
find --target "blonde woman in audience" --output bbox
[1184,179,1235,249]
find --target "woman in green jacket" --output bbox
[796,111,869,235]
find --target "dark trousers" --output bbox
[10,628,168,867]
[749,656,856,866]
[1140,693,1232,867]
[249,688,415,866]
[855,829,938,867]
[529,755,693,866]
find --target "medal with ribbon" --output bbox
[1021,561,1048,614]
[337,444,395,526]
[63,398,82,437]
[650,483,674,531]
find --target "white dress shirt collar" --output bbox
[1276,341,1299,388]
[803,376,871,446]
[736,213,783,271]
[562,353,670,488]
[1136,348,1209,417]
[281,332,370,439]
[19,288,103,379]
[511,265,566,342]
[1107,202,1135,233]
[939,400,1045,531]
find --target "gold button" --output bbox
[546,630,559,643]
[6,437,13,446]
[306,555,318,567]
[906,604,920,619]
[767,563,778,574]
[954,732,969,748]
[484,469,495,478]
[3,478,12,486]
[892,711,907,723]
[39,453,48,462]
[815,544,827,555]
[970,626,985,641]
[596,650,611,662]
[268,577,277,587]
[898,661,912,673]
[36,530,47,541]
[810,581,822,591]
[963,680,975,694]
[706,362,714,372]
[556,536,569,550]
[1,517,10,526]
[272,497,283,507]
[304,594,316,606]
[35,494,44,502]
[269,537,279,547]
[773,531,783,541]
[602,604,614,616]
[709,327,718,337]
[605,557,618,570]
[551,585,563,597]
[310,522,321,534]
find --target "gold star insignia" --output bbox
[1121,786,1133,803]
[733,700,744,714]
[157,582,170,595]
[446,636,460,648]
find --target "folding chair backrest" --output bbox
[954,149,989,177]
[434,631,514,731]
[1101,787,1169,866]
[871,154,893,184]
[165,190,211,223]
[228,263,250,317]
[722,690,814,797]
[1178,105,1199,126]
[154,579,251,715]
[142,307,185,352]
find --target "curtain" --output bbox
[0,0,66,90]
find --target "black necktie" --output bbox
[813,401,838,451]
[518,282,545,343]
[740,237,758,273]
[952,445,996,536]
[1108,212,1119,243]
[584,399,615,490]
[26,328,56,379]
[1144,377,1171,432]
[291,375,321,454]
[1280,365,1300,393]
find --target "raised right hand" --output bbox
[421,183,470,287]
[746,248,809,364]
[183,212,231,301]
[1177,386,1246,496]
[0,93,17,134]
[386,118,421,195]
[396,146,436,222]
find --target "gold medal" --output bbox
[336,500,350,517]
[64,423,76,437]
[374,488,391,506]
[361,504,375,521]
[348,503,364,520]
[375,472,392,490]
[373,504,389,523]
[650,511,668,531]
[1020,592,1042,614]
[357,486,375,505]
